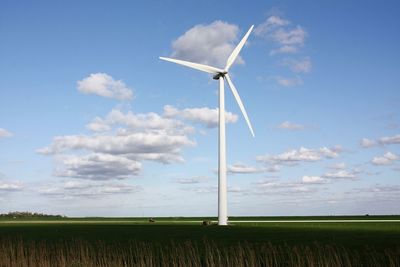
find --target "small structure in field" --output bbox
[202,220,211,226]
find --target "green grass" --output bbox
[0,217,399,266]
[0,218,399,250]
[1,214,399,221]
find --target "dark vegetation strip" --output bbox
[0,238,398,267]
[0,223,399,250]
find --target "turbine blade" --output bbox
[225,74,255,137]
[225,25,254,71]
[159,57,223,74]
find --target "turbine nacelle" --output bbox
[213,71,228,80]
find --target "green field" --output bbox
[0,216,399,266]
[1,219,400,249]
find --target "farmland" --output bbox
[0,216,399,266]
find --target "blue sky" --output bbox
[0,0,399,217]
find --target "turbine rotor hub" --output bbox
[213,71,228,80]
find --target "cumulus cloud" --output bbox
[39,108,197,180]
[40,109,195,162]
[255,16,307,55]
[87,108,188,134]
[185,185,217,194]
[38,132,194,163]
[277,121,305,131]
[275,76,303,87]
[169,21,244,68]
[0,180,23,191]
[371,152,398,165]
[255,15,311,87]
[269,45,297,55]
[379,134,400,145]
[323,170,357,179]
[0,128,13,138]
[302,165,359,183]
[227,163,265,174]
[281,57,312,73]
[77,73,133,100]
[257,146,340,165]
[39,180,141,198]
[86,118,111,132]
[175,176,208,184]
[302,175,326,184]
[350,184,400,194]
[254,16,289,34]
[273,27,307,47]
[55,153,142,180]
[255,180,318,195]
[360,134,400,148]
[164,105,237,128]
[186,185,246,194]
[360,138,376,148]
[328,162,346,170]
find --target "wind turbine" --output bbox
[160,25,254,226]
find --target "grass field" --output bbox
[0,216,399,266]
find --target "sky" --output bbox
[0,0,399,217]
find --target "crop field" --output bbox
[0,216,399,266]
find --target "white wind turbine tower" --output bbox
[160,25,254,226]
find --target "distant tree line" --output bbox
[0,211,66,218]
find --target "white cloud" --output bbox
[228,186,246,193]
[187,186,218,194]
[40,108,196,164]
[371,152,398,165]
[39,180,141,198]
[0,128,13,138]
[257,146,340,165]
[164,105,237,128]
[350,184,400,194]
[38,132,194,164]
[86,117,111,132]
[320,146,342,157]
[55,153,142,180]
[360,134,400,148]
[264,165,281,172]
[255,16,307,55]
[360,138,376,148]
[0,180,23,191]
[227,163,265,174]
[277,121,305,131]
[256,15,311,87]
[272,26,307,46]
[270,45,297,55]
[63,180,92,190]
[39,108,197,180]
[302,175,326,184]
[77,73,133,100]
[323,170,357,179]
[170,21,244,68]
[328,162,346,170]
[186,185,246,194]
[87,108,188,134]
[254,180,318,195]
[275,76,303,87]
[379,134,400,145]
[175,176,208,184]
[254,16,290,36]
[281,57,312,73]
